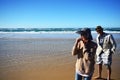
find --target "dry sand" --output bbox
[0,38,120,80]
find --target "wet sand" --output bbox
[0,38,120,80]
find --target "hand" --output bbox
[74,37,82,48]
[76,37,82,43]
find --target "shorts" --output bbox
[75,73,92,80]
[96,53,112,66]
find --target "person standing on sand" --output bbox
[94,26,116,80]
[72,28,97,80]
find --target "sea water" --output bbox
[0,28,120,39]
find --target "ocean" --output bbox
[0,28,120,39]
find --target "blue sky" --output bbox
[0,0,120,28]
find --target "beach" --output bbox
[0,33,120,80]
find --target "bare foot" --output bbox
[107,77,111,80]
[94,76,102,79]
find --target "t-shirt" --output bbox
[98,33,105,48]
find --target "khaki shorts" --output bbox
[96,53,112,66]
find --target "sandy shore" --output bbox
[0,38,120,80]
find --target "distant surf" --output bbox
[0,28,120,39]
[0,28,120,33]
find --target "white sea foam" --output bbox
[0,31,120,34]
[0,31,75,34]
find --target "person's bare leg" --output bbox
[95,64,102,79]
[107,65,111,80]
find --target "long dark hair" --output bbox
[80,28,93,40]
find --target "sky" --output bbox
[0,0,120,28]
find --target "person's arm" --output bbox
[72,38,81,56]
[109,34,117,54]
